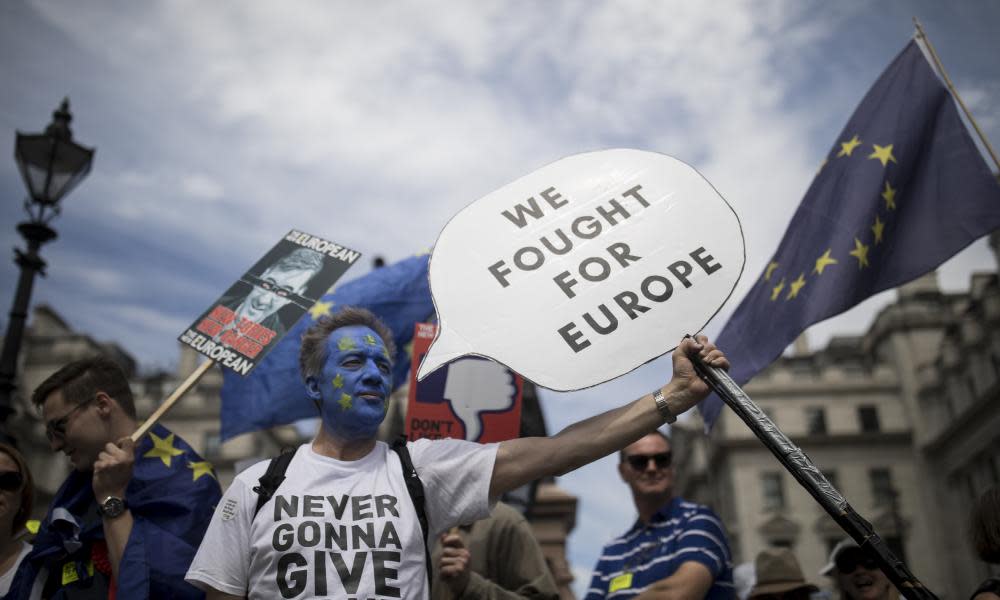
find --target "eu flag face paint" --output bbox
[306,325,393,440]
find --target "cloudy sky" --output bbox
[3,1,999,594]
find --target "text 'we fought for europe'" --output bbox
[486,184,723,353]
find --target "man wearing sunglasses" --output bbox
[820,539,894,599]
[585,430,733,599]
[6,356,222,599]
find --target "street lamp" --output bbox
[0,98,94,442]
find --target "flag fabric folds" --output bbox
[7,424,221,599]
[700,40,1000,429]
[219,253,433,440]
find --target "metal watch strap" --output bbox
[653,388,676,424]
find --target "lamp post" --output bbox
[0,98,94,442]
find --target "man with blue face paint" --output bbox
[187,307,729,600]
[308,323,394,441]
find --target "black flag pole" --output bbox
[690,354,938,599]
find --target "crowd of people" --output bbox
[0,306,995,599]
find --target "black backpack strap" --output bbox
[252,448,296,520]
[391,435,432,594]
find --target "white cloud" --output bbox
[51,257,130,296]
[180,173,225,201]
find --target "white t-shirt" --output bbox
[186,438,497,600]
[0,540,31,595]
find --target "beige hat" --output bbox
[748,548,820,597]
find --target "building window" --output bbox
[806,407,827,435]
[858,405,880,433]
[886,535,907,563]
[762,472,785,511]
[869,468,893,506]
[203,431,221,458]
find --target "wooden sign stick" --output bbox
[131,359,215,442]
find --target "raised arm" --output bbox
[489,335,727,498]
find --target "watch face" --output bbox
[101,496,126,518]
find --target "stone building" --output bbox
[672,235,1000,598]
[11,305,579,597]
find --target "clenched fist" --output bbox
[92,437,135,502]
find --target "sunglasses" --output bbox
[242,274,311,308]
[0,471,23,492]
[625,452,672,470]
[835,549,878,574]
[45,395,96,442]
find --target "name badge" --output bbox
[60,560,94,586]
[609,572,633,592]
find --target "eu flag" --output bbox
[219,253,433,440]
[7,424,221,599]
[700,41,1000,429]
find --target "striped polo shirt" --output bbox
[585,497,733,599]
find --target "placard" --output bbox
[417,149,744,390]
[406,323,523,442]
[179,230,360,375]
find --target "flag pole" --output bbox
[130,359,214,442]
[913,18,1000,173]
[691,356,939,599]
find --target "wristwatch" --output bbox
[99,495,128,519]
[653,388,677,424]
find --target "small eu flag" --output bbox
[219,253,433,440]
[700,40,1000,429]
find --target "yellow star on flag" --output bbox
[770,278,785,301]
[837,135,862,157]
[849,238,870,268]
[143,432,185,468]
[786,274,806,300]
[872,215,885,244]
[364,334,377,346]
[337,336,357,351]
[764,262,779,281]
[813,249,838,275]
[881,181,897,210]
[339,393,353,410]
[868,144,896,167]
[188,460,216,481]
[308,300,333,320]
[332,373,344,389]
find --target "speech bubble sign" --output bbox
[417,149,744,391]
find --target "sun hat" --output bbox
[748,548,820,597]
